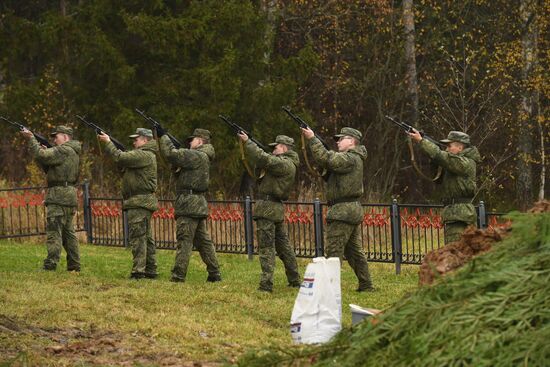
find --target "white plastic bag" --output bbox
[290,257,341,344]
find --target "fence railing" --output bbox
[1,183,510,273]
[0,185,86,238]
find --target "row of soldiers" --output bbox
[20,123,480,293]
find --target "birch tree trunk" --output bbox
[402,0,419,124]
[538,119,545,200]
[261,0,278,83]
[517,0,538,209]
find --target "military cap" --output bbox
[268,135,295,147]
[129,128,153,138]
[333,127,362,142]
[440,131,470,145]
[50,125,73,136]
[188,128,211,141]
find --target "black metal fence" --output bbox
[0,186,86,239]
[1,183,510,273]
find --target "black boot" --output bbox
[129,272,145,280]
[206,274,222,282]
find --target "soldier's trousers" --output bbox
[444,221,469,244]
[256,219,300,291]
[326,220,373,289]
[44,204,80,271]
[172,216,220,281]
[127,208,157,277]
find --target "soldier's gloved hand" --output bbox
[155,125,166,138]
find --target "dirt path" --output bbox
[0,315,221,366]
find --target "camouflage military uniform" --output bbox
[419,131,481,243]
[309,127,373,291]
[245,135,301,292]
[29,126,81,271]
[159,129,221,283]
[104,128,159,279]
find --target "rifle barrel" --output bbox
[135,109,182,148]
[76,114,126,151]
[282,107,329,149]
[2,116,52,147]
[385,115,446,148]
[218,115,268,151]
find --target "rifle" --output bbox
[282,106,329,149]
[385,115,444,181]
[1,116,52,148]
[281,107,330,181]
[134,108,183,148]
[385,115,446,148]
[76,115,126,151]
[218,115,268,151]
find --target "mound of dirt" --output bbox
[528,200,550,213]
[419,200,549,285]
[418,226,510,286]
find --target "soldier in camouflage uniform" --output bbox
[98,128,159,279]
[21,126,82,272]
[409,130,481,243]
[237,132,301,293]
[157,128,221,283]
[302,126,374,292]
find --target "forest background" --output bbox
[0,0,547,211]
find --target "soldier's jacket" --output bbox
[104,140,158,212]
[419,139,482,224]
[309,137,367,224]
[160,135,213,218]
[245,140,300,222]
[30,137,81,207]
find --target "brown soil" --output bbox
[0,315,220,367]
[527,200,550,213]
[418,225,510,285]
[419,200,550,285]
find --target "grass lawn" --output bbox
[0,240,419,366]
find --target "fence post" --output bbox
[390,199,402,275]
[313,198,324,257]
[478,200,487,229]
[82,180,93,244]
[244,196,254,261]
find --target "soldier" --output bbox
[237,132,301,293]
[157,127,221,283]
[302,127,374,292]
[98,128,159,279]
[21,126,82,272]
[408,130,481,243]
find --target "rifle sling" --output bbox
[239,139,257,179]
[407,138,442,182]
[300,134,323,178]
[153,130,171,171]
[96,135,103,158]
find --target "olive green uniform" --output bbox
[418,132,481,243]
[29,131,81,271]
[104,132,158,278]
[308,127,373,291]
[159,131,220,282]
[245,136,301,292]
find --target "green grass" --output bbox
[0,240,418,366]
